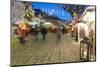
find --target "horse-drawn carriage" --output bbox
[78,6,96,61]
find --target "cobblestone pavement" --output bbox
[12,33,81,66]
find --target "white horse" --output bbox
[77,22,95,45]
[76,23,89,44]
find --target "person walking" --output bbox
[40,26,47,40]
[55,27,62,44]
[18,20,29,44]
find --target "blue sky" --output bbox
[31,2,73,21]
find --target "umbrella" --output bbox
[28,21,39,25]
[43,22,54,28]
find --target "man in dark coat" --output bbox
[40,27,47,40]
